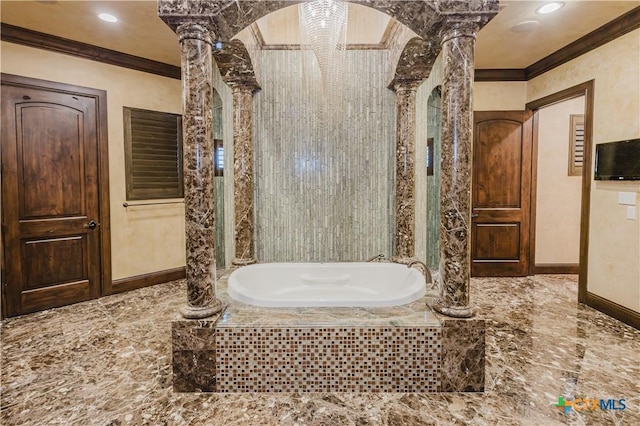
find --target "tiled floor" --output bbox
[1,274,638,425]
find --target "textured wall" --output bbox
[253,50,396,262]
[0,41,185,280]
[535,96,584,264]
[528,29,640,312]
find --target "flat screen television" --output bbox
[594,139,640,181]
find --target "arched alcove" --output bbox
[161,0,499,318]
[426,85,442,270]
[213,88,225,267]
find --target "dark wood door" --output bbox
[1,83,102,316]
[472,111,533,277]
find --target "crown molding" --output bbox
[525,6,640,80]
[0,23,181,80]
[3,5,638,83]
[475,6,639,82]
[474,69,526,82]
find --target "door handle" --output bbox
[86,220,98,229]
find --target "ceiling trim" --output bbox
[0,23,181,80]
[475,6,639,82]
[474,69,526,82]
[525,6,640,80]
[2,5,637,84]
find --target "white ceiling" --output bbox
[0,1,638,70]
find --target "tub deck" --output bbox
[172,267,486,393]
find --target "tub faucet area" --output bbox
[407,260,435,289]
[366,254,386,262]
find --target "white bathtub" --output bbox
[227,262,426,307]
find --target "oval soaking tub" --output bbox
[227,262,426,307]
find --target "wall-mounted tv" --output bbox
[594,139,640,181]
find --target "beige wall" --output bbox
[535,96,585,264]
[528,29,640,312]
[1,41,185,280]
[474,81,527,111]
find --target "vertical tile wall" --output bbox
[213,91,226,269]
[415,55,443,264]
[212,63,234,268]
[425,88,442,269]
[253,50,396,262]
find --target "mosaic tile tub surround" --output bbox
[172,272,486,393]
[215,326,441,392]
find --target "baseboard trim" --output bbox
[586,292,640,330]
[534,264,579,274]
[109,267,186,295]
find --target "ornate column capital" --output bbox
[175,20,216,45]
[393,79,423,94]
[438,19,482,43]
[230,81,261,95]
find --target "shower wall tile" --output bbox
[212,62,235,268]
[253,50,396,262]
[415,55,444,264]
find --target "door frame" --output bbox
[1,73,112,316]
[525,80,595,303]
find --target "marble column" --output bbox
[391,80,420,264]
[432,21,480,318]
[231,83,258,266]
[177,21,224,319]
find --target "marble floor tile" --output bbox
[1,274,638,425]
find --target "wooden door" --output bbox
[1,81,102,316]
[472,111,533,277]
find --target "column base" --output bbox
[180,299,225,319]
[431,299,474,318]
[232,257,257,266]
[390,256,416,265]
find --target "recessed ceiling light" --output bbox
[536,2,564,15]
[511,20,540,33]
[98,13,118,23]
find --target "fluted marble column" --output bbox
[391,81,420,264]
[177,22,224,319]
[231,83,258,266]
[432,21,480,318]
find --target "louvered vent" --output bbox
[124,107,183,200]
[568,114,584,176]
